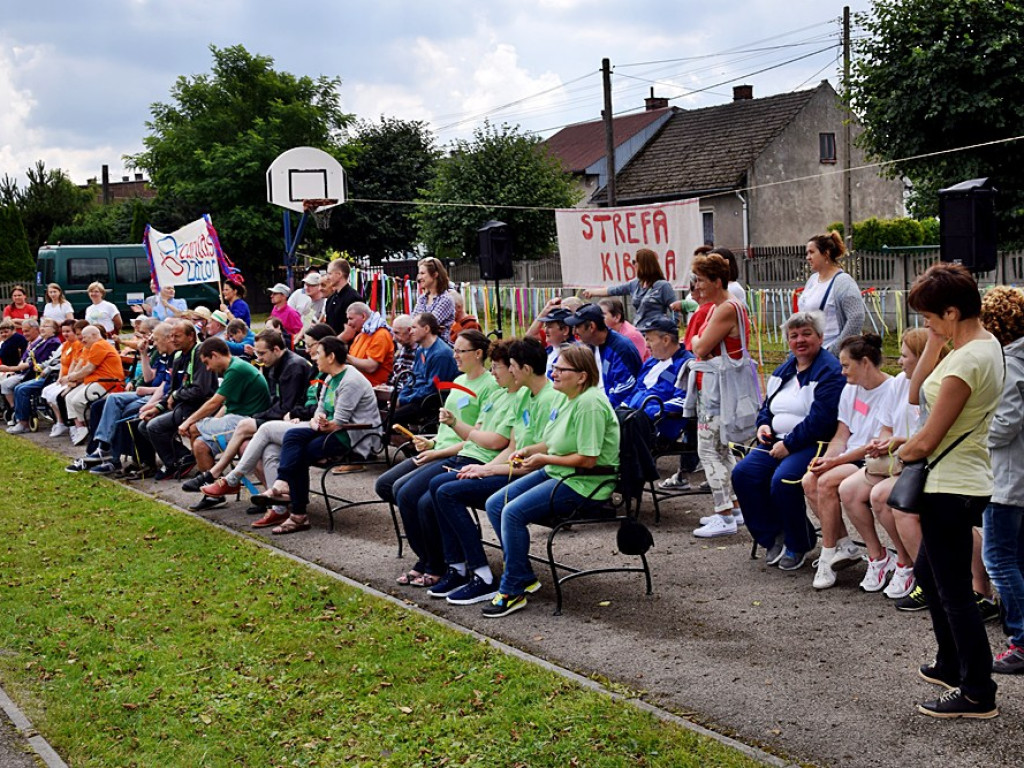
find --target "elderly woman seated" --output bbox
[730,312,845,570]
[482,345,621,618]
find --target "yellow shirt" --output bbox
[920,335,1003,495]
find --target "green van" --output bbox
[35,244,220,316]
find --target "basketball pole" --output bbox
[283,209,311,290]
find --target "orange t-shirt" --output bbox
[84,340,125,391]
[60,340,83,377]
[349,327,394,387]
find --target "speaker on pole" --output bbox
[478,220,514,281]
[939,178,997,273]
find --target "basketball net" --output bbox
[302,198,337,231]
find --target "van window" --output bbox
[115,257,149,285]
[38,258,54,286]
[68,258,110,285]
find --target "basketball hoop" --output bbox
[302,198,337,231]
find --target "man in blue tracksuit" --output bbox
[565,303,643,408]
[624,315,693,442]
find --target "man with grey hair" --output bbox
[344,301,394,387]
[3,318,61,428]
[390,313,416,387]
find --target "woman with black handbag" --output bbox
[895,263,1003,719]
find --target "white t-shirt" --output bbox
[798,273,840,348]
[728,282,747,307]
[42,302,73,323]
[84,300,120,333]
[881,372,920,440]
[837,377,893,451]
[769,375,809,437]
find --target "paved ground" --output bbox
[17,430,1024,768]
[0,713,39,768]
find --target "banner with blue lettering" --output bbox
[144,215,223,289]
[555,199,702,288]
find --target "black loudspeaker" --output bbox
[478,220,514,281]
[939,178,997,273]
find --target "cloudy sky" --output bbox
[0,0,872,186]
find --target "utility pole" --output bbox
[842,6,853,250]
[602,58,616,207]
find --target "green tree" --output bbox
[848,0,1024,244]
[330,117,439,261]
[3,161,95,253]
[415,122,581,260]
[128,44,355,281]
[50,199,142,245]
[0,206,36,280]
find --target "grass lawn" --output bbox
[0,435,764,768]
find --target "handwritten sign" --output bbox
[144,217,221,288]
[555,199,702,288]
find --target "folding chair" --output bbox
[637,394,710,523]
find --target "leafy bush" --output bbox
[827,216,933,250]
[0,205,35,279]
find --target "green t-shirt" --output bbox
[217,357,271,416]
[459,387,517,463]
[434,371,501,451]
[512,381,565,451]
[542,385,620,499]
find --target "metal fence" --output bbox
[0,281,35,308]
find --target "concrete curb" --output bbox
[0,686,69,768]
[130,484,799,768]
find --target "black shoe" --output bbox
[764,534,786,566]
[481,592,527,618]
[125,465,158,481]
[778,548,807,571]
[174,456,197,480]
[64,459,88,473]
[975,593,1001,624]
[918,687,997,719]
[182,471,214,493]
[426,568,471,599]
[244,504,262,516]
[189,495,227,512]
[918,662,958,689]
[895,585,928,612]
[153,466,175,481]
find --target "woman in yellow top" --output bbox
[897,263,1003,719]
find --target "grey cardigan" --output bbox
[826,272,866,355]
[989,336,1024,506]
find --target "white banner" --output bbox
[145,217,220,288]
[556,199,703,288]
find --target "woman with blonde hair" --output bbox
[797,231,865,354]
[414,257,456,342]
[42,283,74,323]
[583,247,677,329]
[83,282,122,336]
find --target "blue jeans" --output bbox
[484,470,591,596]
[395,456,480,577]
[983,503,1024,648]
[276,427,348,515]
[13,377,45,422]
[731,444,818,552]
[432,471,507,571]
[93,391,143,446]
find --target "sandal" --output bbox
[252,487,292,507]
[331,464,366,475]
[410,573,442,588]
[396,570,424,586]
[271,515,311,535]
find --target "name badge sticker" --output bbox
[522,410,531,426]
[550,408,559,422]
[458,395,471,409]
[854,398,870,416]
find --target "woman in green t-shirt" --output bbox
[481,345,620,618]
[374,330,499,588]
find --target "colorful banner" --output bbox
[145,216,224,288]
[555,199,703,288]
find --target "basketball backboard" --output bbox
[266,147,346,213]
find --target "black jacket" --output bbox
[323,284,361,334]
[254,349,312,426]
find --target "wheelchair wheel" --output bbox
[29,415,39,432]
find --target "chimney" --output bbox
[134,173,143,181]
[645,87,669,111]
[733,84,753,101]
[101,165,111,205]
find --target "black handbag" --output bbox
[886,417,988,513]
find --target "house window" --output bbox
[702,211,714,245]
[819,133,837,164]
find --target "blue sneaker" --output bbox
[446,575,499,605]
[481,592,527,618]
[426,568,471,598]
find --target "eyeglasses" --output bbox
[452,348,476,355]
[551,365,581,374]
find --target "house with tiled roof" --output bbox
[553,81,904,251]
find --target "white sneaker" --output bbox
[5,423,27,434]
[659,472,691,490]
[831,537,863,570]
[884,564,916,599]
[71,426,89,446]
[49,423,69,437]
[700,510,745,526]
[693,514,738,538]
[859,551,896,592]
[813,547,837,589]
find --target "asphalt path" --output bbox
[16,430,1024,768]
